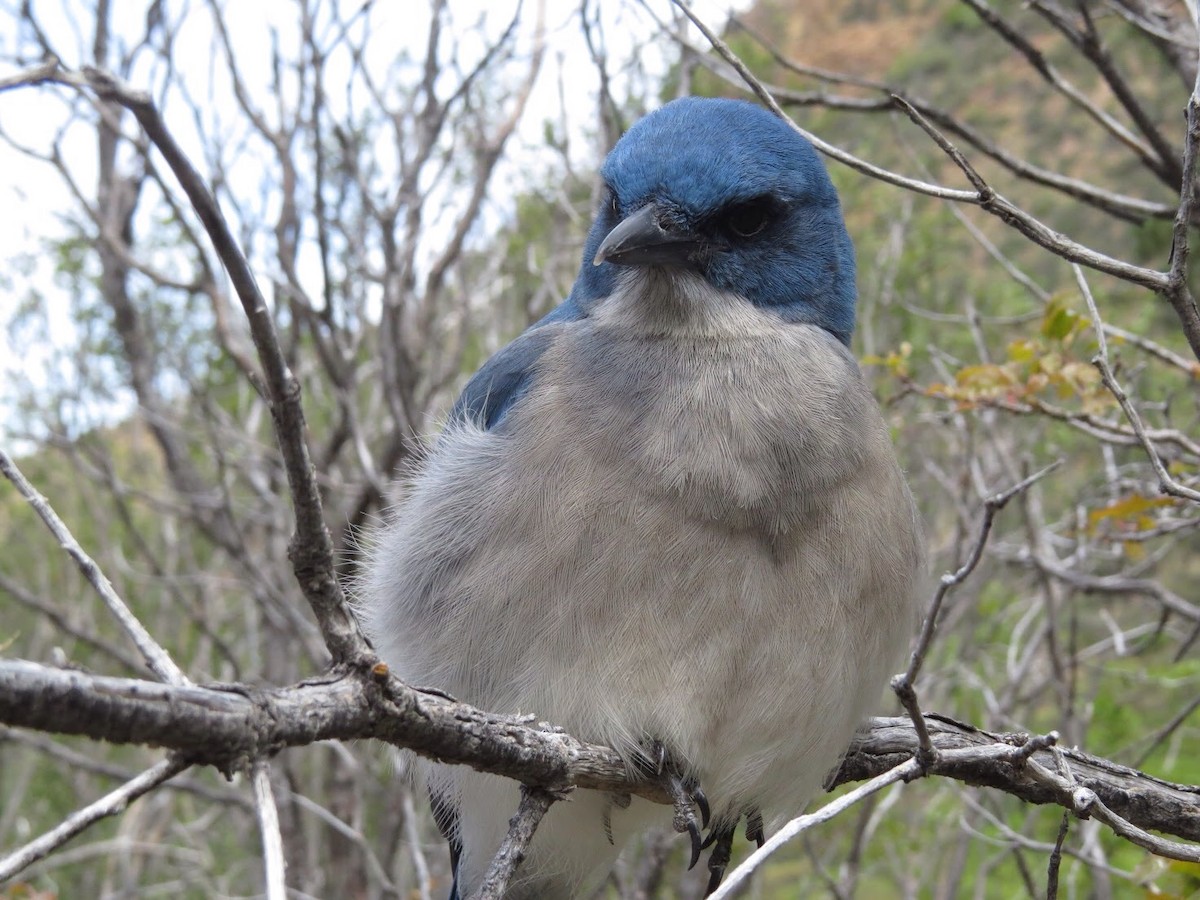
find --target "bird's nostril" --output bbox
[655,207,686,234]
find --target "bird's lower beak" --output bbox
[593,202,709,268]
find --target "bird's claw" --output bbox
[637,738,667,776]
[746,808,765,848]
[666,772,704,869]
[642,740,707,870]
[637,740,755,886]
[689,781,711,829]
[684,810,703,870]
[702,822,736,897]
[700,809,765,893]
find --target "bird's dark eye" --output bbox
[724,198,774,238]
[608,189,620,217]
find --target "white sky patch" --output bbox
[0,0,746,443]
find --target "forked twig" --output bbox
[893,461,1062,760]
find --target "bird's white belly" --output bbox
[381,411,911,824]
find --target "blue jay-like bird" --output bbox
[360,96,924,898]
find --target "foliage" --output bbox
[1,0,1199,898]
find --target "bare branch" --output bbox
[288,787,402,897]
[711,760,919,899]
[1029,0,1181,182]
[958,0,1172,182]
[892,462,1062,759]
[0,58,62,92]
[1164,64,1200,360]
[0,449,188,685]
[1023,754,1200,862]
[67,63,370,666]
[1046,811,1070,899]
[1077,265,1200,502]
[251,761,288,900]
[470,786,559,900]
[0,571,147,674]
[0,725,248,808]
[0,755,189,883]
[3,661,1198,852]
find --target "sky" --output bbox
[0,0,749,443]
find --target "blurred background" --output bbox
[1,1,1198,897]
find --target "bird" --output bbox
[357,95,925,899]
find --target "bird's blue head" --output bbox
[571,97,857,344]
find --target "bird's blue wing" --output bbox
[449,297,585,430]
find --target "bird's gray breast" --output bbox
[508,317,875,540]
[359,297,923,823]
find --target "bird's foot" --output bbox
[634,741,763,889]
[745,807,765,848]
[602,792,632,846]
[695,806,765,894]
[702,821,736,897]
[638,740,709,869]
[669,773,704,869]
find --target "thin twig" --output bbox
[1102,322,1200,377]
[891,95,990,196]
[0,58,61,92]
[1076,265,1200,502]
[470,786,559,900]
[1133,693,1200,767]
[1024,755,1200,862]
[250,760,288,900]
[0,725,248,808]
[0,755,189,883]
[959,0,1170,179]
[892,461,1063,758]
[288,787,402,897]
[0,449,188,685]
[667,0,1172,295]
[400,785,434,900]
[0,570,147,674]
[1047,811,1070,899]
[1164,57,1200,360]
[1029,0,1180,183]
[709,759,919,899]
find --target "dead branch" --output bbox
[1,660,1197,860]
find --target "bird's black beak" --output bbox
[593,202,711,268]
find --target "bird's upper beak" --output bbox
[593,202,711,268]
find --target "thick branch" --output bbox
[1,660,1197,847]
[835,716,1200,844]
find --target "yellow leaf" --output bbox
[1007,339,1038,364]
[1087,494,1174,533]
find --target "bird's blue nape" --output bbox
[576,97,856,342]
